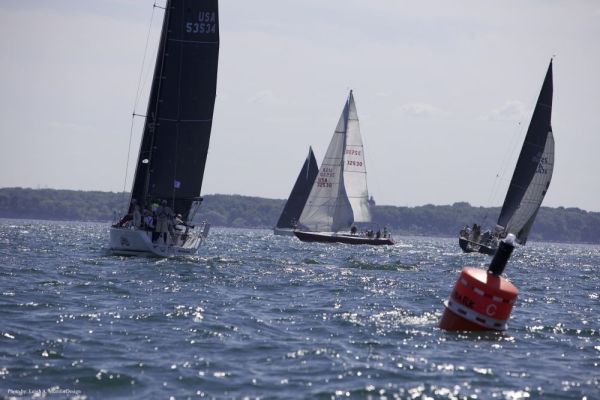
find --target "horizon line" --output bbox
[0,186,598,214]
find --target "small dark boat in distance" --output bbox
[274,147,319,236]
[458,236,495,256]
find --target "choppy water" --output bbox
[0,219,599,399]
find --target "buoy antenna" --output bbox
[488,234,516,276]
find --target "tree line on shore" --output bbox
[0,187,598,244]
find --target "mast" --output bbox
[497,60,553,237]
[129,0,220,221]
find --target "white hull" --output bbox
[273,227,296,236]
[109,225,204,257]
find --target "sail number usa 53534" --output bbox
[185,11,217,34]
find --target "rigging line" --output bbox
[137,7,166,116]
[121,3,159,197]
[122,116,137,195]
[486,86,539,222]
[133,4,159,112]
[487,120,524,210]
[484,127,522,222]
[355,91,379,210]
[142,0,172,203]
[171,1,185,214]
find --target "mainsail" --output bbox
[298,91,371,232]
[497,60,554,244]
[276,147,319,229]
[130,0,219,221]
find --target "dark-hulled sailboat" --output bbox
[110,0,219,257]
[274,147,319,236]
[294,91,394,245]
[459,60,555,255]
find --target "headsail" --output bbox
[276,147,319,229]
[497,60,554,242]
[130,0,220,221]
[343,91,372,223]
[505,131,554,244]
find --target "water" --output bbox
[0,219,599,399]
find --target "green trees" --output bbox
[0,188,126,222]
[195,194,283,228]
[0,188,598,244]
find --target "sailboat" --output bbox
[274,147,319,236]
[294,91,394,245]
[459,60,555,255]
[110,0,219,257]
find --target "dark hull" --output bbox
[458,237,496,256]
[294,231,394,246]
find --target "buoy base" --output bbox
[439,267,518,332]
[440,303,498,331]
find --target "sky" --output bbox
[0,0,599,211]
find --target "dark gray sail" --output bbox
[276,147,319,229]
[497,60,553,233]
[130,0,219,221]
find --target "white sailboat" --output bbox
[294,91,394,245]
[110,0,219,257]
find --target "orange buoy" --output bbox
[440,235,519,331]
[439,267,518,331]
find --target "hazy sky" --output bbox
[0,0,599,211]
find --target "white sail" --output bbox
[343,92,371,223]
[298,94,354,232]
[505,131,555,244]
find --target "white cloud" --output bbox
[485,100,528,121]
[397,103,451,118]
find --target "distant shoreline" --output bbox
[1,187,599,245]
